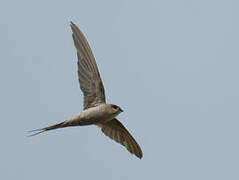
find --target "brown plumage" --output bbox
[29,22,143,159]
[97,119,142,158]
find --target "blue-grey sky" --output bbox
[1,0,239,179]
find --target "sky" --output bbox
[0,0,239,179]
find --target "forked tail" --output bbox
[28,117,96,136]
[28,121,66,137]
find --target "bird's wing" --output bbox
[97,119,143,159]
[71,22,105,110]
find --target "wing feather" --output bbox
[97,119,143,159]
[71,22,105,109]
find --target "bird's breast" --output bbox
[80,105,115,123]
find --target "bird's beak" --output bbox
[119,108,123,112]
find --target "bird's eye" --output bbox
[112,105,118,109]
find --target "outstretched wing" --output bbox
[97,119,143,159]
[71,22,105,110]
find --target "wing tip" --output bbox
[70,21,77,32]
[70,21,74,26]
[136,151,143,159]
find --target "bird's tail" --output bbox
[28,117,96,137]
[28,121,67,137]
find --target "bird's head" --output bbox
[109,104,123,115]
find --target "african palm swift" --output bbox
[29,22,143,159]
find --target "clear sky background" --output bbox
[0,0,239,179]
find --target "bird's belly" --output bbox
[80,107,116,123]
[100,116,115,123]
[92,112,115,123]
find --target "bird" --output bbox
[29,22,143,159]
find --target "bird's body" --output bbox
[69,104,123,125]
[30,104,122,133]
[29,22,143,159]
[78,104,122,123]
